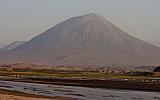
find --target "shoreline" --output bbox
[0,89,63,99]
[0,88,73,100]
[1,78,160,100]
[1,77,160,92]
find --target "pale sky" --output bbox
[0,0,160,44]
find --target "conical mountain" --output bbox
[0,13,160,66]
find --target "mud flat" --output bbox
[0,80,160,100]
[2,77,160,92]
[0,89,72,100]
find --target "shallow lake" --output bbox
[0,80,160,100]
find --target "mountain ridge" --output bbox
[0,41,26,52]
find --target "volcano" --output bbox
[0,13,160,66]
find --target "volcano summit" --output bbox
[0,13,160,66]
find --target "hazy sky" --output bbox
[0,0,160,44]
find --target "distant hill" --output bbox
[152,42,160,47]
[0,41,26,52]
[0,13,160,66]
[0,42,6,48]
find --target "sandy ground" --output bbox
[0,89,71,100]
[0,94,57,100]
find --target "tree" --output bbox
[153,66,160,72]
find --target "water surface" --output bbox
[0,80,159,100]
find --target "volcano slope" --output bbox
[0,13,160,66]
